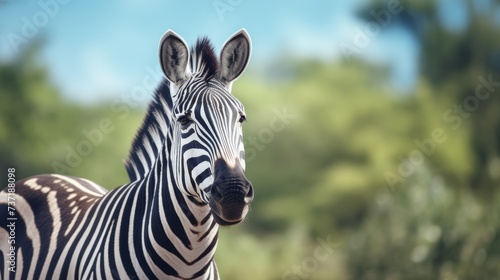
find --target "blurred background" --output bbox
[1,0,500,279]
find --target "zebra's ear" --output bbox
[219,29,251,90]
[159,30,190,84]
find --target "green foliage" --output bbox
[0,46,140,187]
[361,0,500,194]
[346,173,500,280]
[0,45,81,182]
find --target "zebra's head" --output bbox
[159,30,254,226]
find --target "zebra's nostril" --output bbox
[245,185,254,203]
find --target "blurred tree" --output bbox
[0,41,79,183]
[345,173,500,279]
[359,0,500,194]
[0,43,136,188]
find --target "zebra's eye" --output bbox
[178,111,193,128]
[238,114,247,123]
[178,116,191,127]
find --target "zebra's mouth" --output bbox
[208,181,253,226]
[210,208,245,226]
[208,184,251,226]
[209,200,249,226]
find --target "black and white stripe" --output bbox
[0,29,253,279]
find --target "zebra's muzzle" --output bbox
[209,159,254,226]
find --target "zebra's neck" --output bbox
[124,79,220,278]
[142,130,219,278]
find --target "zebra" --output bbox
[0,29,254,279]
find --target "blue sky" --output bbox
[0,0,446,103]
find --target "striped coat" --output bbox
[0,29,254,279]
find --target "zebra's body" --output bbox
[0,29,254,279]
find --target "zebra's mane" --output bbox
[190,37,219,80]
[124,79,172,181]
[125,37,219,181]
